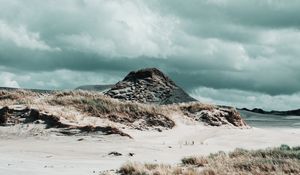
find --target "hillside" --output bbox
[105,68,197,104]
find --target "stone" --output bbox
[108,152,122,156]
[128,153,135,157]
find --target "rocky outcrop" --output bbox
[0,105,131,138]
[182,105,248,127]
[105,68,197,104]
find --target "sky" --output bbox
[1,0,300,110]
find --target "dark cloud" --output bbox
[158,0,300,29]
[1,0,300,109]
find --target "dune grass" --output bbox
[0,89,242,130]
[46,91,176,129]
[0,90,178,129]
[116,145,300,175]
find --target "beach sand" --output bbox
[0,114,299,175]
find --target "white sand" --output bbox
[0,115,300,175]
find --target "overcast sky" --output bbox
[1,0,300,110]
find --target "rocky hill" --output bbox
[75,85,113,92]
[240,108,300,116]
[105,68,197,104]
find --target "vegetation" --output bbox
[118,162,205,175]
[0,89,242,130]
[0,90,177,130]
[47,91,175,129]
[116,145,300,175]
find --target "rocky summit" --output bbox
[105,68,197,104]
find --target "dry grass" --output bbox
[118,162,206,175]
[0,89,229,130]
[0,90,38,106]
[178,102,217,113]
[181,156,208,167]
[116,145,300,175]
[0,90,190,130]
[46,91,176,129]
[47,91,161,116]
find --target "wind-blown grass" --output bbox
[0,90,244,130]
[0,90,177,130]
[116,145,300,175]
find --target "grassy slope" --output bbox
[0,90,246,130]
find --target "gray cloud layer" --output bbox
[1,0,300,109]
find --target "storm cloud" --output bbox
[1,0,300,110]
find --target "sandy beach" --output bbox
[1,114,299,175]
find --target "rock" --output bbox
[105,68,197,105]
[182,105,248,128]
[128,153,135,157]
[108,152,122,156]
